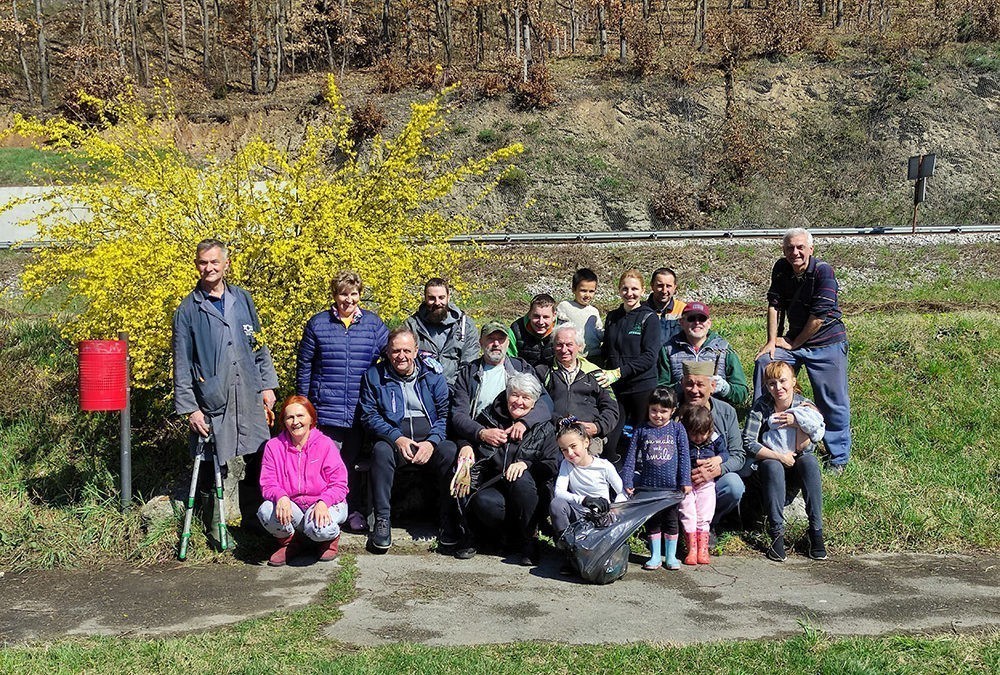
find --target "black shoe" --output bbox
[766,532,786,562]
[517,540,536,567]
[708,528,719,550]
[438,527,459,548]
[824,463,846,476]
[455,545,477,560]
[808,529,828,560]
[369,517,392,551]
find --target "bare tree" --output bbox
[694,0,706,50]
[11,0,37,103]
[33,0,49,105]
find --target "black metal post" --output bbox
[119,331,132,510]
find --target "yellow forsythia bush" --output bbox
[5,77,523,388]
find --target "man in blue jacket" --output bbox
[360,327,458,552]
[173,238,278,547]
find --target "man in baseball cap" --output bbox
[450,320,552,449]
[656,301,749,407]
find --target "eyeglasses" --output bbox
[685,315,708,323]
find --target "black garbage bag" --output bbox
[559,490,684,584]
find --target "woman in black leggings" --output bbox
[599,269,662,463]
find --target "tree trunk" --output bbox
[522,18,529,82]
[179,0,187,58]
[597,2,606,57]
[835,0,843,27]
[161,0,170,76]
[515,7,521,58]
[13,0,37,104]
[33,0,50,105]
[694,0,706,50]
[198,0,210,79]
[618,6,626,64]
[130,0,145,84]
[250,0,261,92]
[381,0,391,46]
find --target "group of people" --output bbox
[172,227,851,571]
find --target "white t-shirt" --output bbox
[554,457,626,503]
[556,300,604,358]
[474,363,507,418]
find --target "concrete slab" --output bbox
[0,559,338,643]
[329,552,1000,645]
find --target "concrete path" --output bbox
[331,551,1000,646]
[1,548,997,645]
[0,560,336,642]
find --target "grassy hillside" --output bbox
[1,238,998,571]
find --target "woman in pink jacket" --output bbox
[258,395,349,566]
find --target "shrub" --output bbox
[377,58,411,93]
[411,60,442,90]
[651,182,701,229]
[498,166,529,190]
[717,113,769,186]
[477,128,497,144]
[514,63,557,110]
[757,2,815,58]
[2,76,523,389]
[349,100,390,145]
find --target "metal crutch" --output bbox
[210,438,231,552]
[178,434,208,560]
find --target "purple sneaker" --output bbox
[344,511,368,533]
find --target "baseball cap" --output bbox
[682,301,711,319]
[480,321,509,338]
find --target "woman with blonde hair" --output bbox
[599,269,662,463]
[297,271,388,532]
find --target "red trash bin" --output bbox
[79,340,128,411]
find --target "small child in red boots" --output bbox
[678,404,729,566]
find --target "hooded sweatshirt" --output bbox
[259,427,349,511]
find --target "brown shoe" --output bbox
[267,535,295,567]
[318,535,340,562]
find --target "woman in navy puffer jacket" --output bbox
[297,271,388,530]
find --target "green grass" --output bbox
[0,147,106,186]
[2,240,999,570]
[0,560,997,675]
[0,551,997,673]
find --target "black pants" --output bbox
[636,488,680,536]
[321,424,366,515]
[467,470,543,550]
[605,388,654,463]
[370,416,457,525]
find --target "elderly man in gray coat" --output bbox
[173,238,279,548]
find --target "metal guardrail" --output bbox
[448,224,1000,245]
[3,225,999,250]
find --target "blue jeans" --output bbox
[757,453,824,534]
[753,341,852,466]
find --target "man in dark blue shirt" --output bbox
[754,228,851,472]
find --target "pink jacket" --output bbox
[259,428,349,510]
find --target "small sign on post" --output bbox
[78,334,132,510]
[907,153,936,234]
